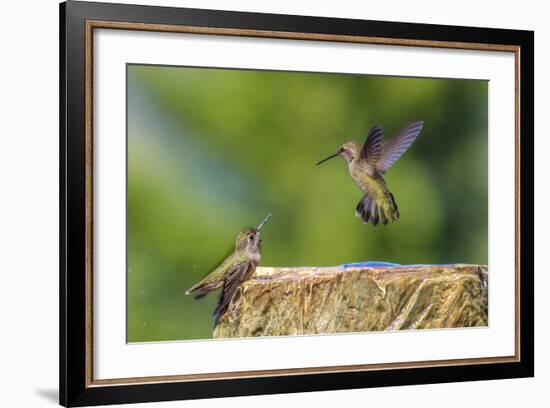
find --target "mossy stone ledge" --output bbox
[213,263,488,338]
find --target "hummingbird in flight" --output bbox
[186,214,272,322]
[316,121,423,225]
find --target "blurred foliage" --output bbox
[127,64,488,342]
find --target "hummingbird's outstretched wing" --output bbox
[376,121,423,174]
[213,261,250,324]
[359,126,383,169]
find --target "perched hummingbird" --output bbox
[316,121,423,225]
[185,214,272,322]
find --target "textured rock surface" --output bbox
[213,263,488,338]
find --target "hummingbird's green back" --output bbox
[191,250,249,290]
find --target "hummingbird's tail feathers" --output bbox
[185,283,200,295]
[356,193,399,226]
[388,192,400,220]
[185,281,219,298]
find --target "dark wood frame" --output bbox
[60,1,534,406]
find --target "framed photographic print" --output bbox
[59,1,534,406]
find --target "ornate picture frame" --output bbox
[60,1,533,406]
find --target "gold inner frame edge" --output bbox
[84,19,522,388]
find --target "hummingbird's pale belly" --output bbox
[348,163,399,225]
[348,164,388,199]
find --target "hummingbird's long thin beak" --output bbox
[316,152,340,166]
[257,213,272,230]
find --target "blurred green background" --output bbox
[127,64,488,342]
